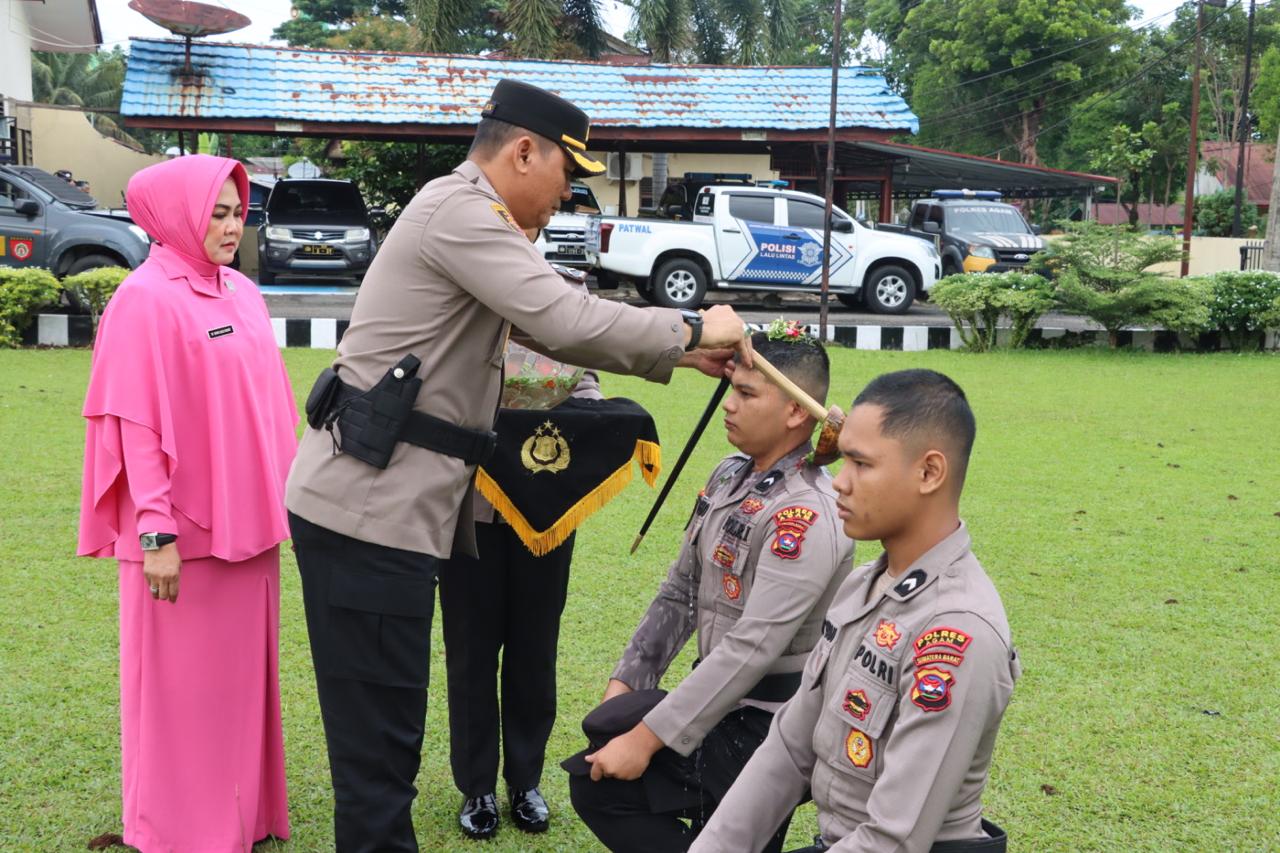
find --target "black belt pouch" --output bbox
[336,355,422,469]
[304,367,342,429]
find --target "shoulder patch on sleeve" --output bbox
[913,626,973,655]
[910,667,955,712]
[490,202,523,233]
[770,505,818,560]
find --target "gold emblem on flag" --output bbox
[521,420,571,473]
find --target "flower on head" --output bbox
[766,317,814,344]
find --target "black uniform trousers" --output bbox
[569,706,794,853]
[290,512,440,853]
[438,520,573,797]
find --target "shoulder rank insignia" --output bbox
[873,620,902,650]
[910,667,955,712]
[842,689,871,721]
[893,568,927,597]
[845,727,873,768]
[754,469,784,493]
[914,626,972,655]
[490,202,522,233]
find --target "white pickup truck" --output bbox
[584,186,940,313]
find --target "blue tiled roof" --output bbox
[121,39,918,134]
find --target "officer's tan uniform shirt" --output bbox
[612,444,855,755]
[689,523,1020,853]
[286,161,686,557]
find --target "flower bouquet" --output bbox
[501,341,584,409]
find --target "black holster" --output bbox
[304,356,497,470]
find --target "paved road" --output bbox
[261,282,1101,332]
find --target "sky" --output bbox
[95,0,1192,54]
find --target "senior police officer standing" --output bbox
[285,80,754,852]
[567,329,855,853]
[689,369,1020,853]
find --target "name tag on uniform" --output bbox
[207,325,235,339]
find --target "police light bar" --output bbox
[683,172,754,183]
[755,179,789,188]
[932,189,1002,200]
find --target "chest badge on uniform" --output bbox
[490,202,523,233]
[713,544,736,569]
[722,571,742,601]
[842,689,870,721]
[911,667,955,712]
[739,498,765,515]
[873,620,902,650]
[771,506,817,561]
[845,727,873,768]
[521,420,570,473]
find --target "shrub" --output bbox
[929,272,1056,351]
[1199,271,1280,351]
[63,265,129,337]
[1194,190,1261,237]
[1036,221,1187,347]
[0,267,61,347]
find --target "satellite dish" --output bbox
[128,0,251,76]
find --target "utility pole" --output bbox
[1181,0,1208,277]
[819,0,843,341]
[1232,0,1257,237]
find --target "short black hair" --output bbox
[469,117,557,159]
[750,331,830,405]
[852,369,976,486]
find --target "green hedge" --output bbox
[929,272,1056,351]
[1197,270,1280,351]
[0,268,60,348]
[63,266,129,337]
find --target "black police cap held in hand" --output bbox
[481,80,607,178]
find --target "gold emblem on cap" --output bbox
[561,134,587,151]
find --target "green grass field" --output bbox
[1,347,1277,852]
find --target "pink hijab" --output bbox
[79,155,297,562]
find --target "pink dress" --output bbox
[78,155,297,851]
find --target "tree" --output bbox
[1090,124,1156,227]
[30,49,141,148]
[1195,190,1260,237]
[861,0,1134,164]
[1251,45,1280,142]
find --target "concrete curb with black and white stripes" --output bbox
[22,313,1280,352]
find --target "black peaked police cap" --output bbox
[481,80,607,178]
[561,689,667,776]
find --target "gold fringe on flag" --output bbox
[477,441,663,556]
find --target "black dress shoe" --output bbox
[459,793,500,840]
[509,787,550,833]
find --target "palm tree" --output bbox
[626,0,798,64]
[30,51,142,148]
[411,0,607,58]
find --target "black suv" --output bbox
[257,179,377,285]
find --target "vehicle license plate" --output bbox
[301,244,335,256]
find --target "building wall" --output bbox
[580,151,779,215]
[22,103,164,206]
[1,7,35,103]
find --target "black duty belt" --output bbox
[331,380,497,466]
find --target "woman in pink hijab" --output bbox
[78,155,296,851]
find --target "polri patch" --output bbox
[853,643,895,685]
[914,626,972,655]
[490,202,522,233]
[207,325,235,339]
[845,727,873,768]
[873,619,902,650]
[911,667,955,712]
[723,517,751,541]
[722,571,742,601]
[842,689,870,721]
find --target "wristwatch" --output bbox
[139,532,178,551]
[679,309,703,351]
